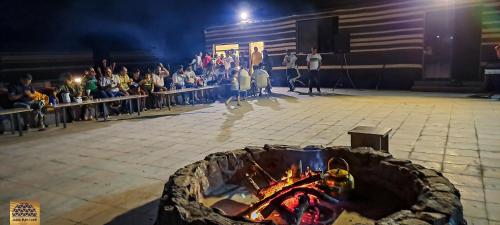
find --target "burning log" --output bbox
[293,194,310,225]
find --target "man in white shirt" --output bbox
[283,49,300,91]
[239,65,251,94]
[223,53,234,76]
[252,64,271,96]
[306,47,322,94]
[153,65,168,92]
[184,65,197,88]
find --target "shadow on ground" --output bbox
[0,104,211,146]
[105,199,159,225]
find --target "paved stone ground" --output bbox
[0,88,499,225]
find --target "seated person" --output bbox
[83,66,99,98]
[153,65,168,92]
[184,65,197,88]
[172,66,189,104]
[55,73,82,102]
[140,73,155,109]
[129,69,146,96]
[172,66,186,89]
[238,65,251,98]
[214,65,227,83]
[8,73,47,130]
[252,64,272,96]
[99,67,125,98]
[55,72,83,121]
[117,66,131,96]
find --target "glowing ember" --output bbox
[250,211,263,221]
[245,161,348,225]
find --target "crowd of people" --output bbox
[0,47,325,133]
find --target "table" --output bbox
[348,126,392,153]
[153,86,219,110]
[0,108,33,136]
[50,95,148,128]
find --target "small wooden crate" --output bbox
[348,126,392,153]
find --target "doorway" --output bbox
[249,41,264,74]
[423,9,454,79]
[213,44,240,59]
[423,6,482,81]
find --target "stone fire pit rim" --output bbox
[155,145,465,225]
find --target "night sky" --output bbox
[0,0,371,60]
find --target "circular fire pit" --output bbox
[155,145,465,225]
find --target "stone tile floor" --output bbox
[0,88,499,225]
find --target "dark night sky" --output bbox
[0,0,371,60]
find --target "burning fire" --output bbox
[244,159,353,225]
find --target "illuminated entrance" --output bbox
[213,44,240,58]
[249,41,264,73]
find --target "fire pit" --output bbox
[156,145,465,225]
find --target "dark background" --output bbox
[0,0,379,62]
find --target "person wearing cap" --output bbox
[8,73,47,130]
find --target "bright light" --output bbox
[74,77,82,84]
[240,11,249,20]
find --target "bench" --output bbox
[49,95,148,128]
[153,85,219,110]
[348,126,392,153]
[0,108,33,136]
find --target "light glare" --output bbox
[240,12,249,20]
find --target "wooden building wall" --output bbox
[205,0,500,89]
[481,1,500,63]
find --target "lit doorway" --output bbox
[213,44,240,59]
[249,41,264,74]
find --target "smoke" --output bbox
[0,0,326,61]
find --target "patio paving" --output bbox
[0,88,499,225]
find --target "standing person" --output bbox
[262,49,273,77]
[230,49,240,67]
[283,49,300,91]
[223,52,234,76]
[495,44,500,60]
[306,47,322,94]
[225,70,240,106]
[202,52,212,71]
[96,58,116,79]
[8,73,47,130]
[251,47,263,71]
[216,53,224,66]
[190,54,199,72]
